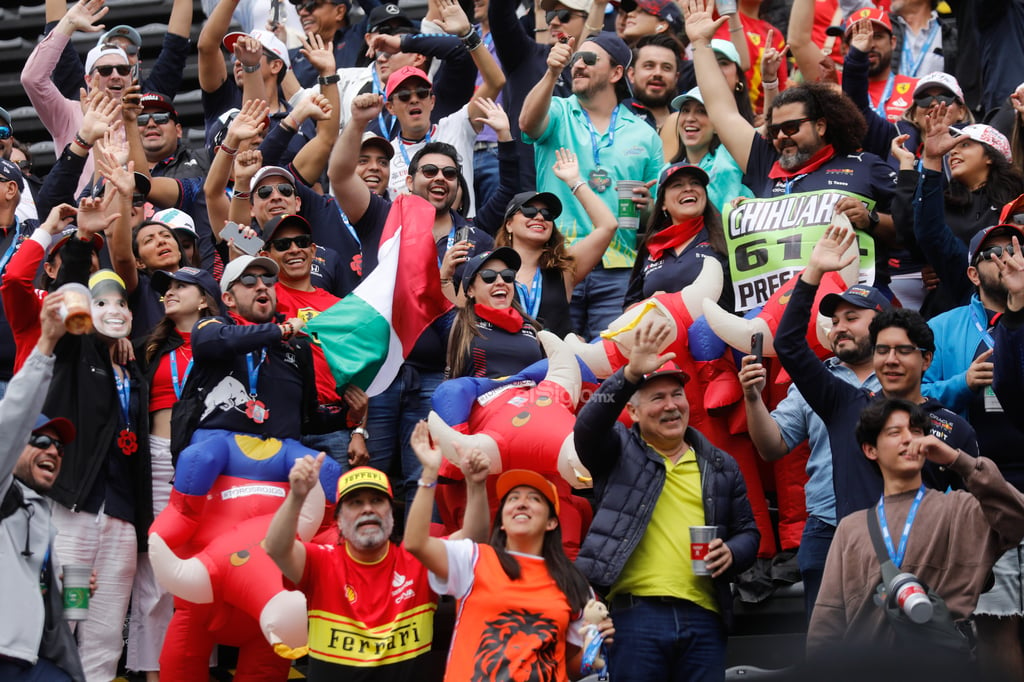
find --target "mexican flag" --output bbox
[306,194,452,396]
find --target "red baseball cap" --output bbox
[385,66,432,100]
[827,7,892,37]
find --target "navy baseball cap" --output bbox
[819,284,892,317]
[0,158,24,192]
[968,223,1024,265]
[151,267,222,305]
[461,247,522,293]
[32,413,76,444]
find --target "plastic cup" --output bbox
[57,283,93,335]
[689,526,717,576]
[62,564,91,621]
[716,0,738,15]
[616,181,643,230]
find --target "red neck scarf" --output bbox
[474,303,524,333]
[768,144,836,180]
[645,216,705,261]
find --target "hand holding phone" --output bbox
[220,221,265,256]
[750,332,763,365]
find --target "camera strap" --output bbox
[866,507,901,588]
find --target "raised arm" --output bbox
[264,453,321,583]
[433,0,506,132]
[197,0,236,92]
[519,36,574,140]
[683,0,756,172]
[94,148,141,293]
[785,0,826,83]
[554,148,618,290]
[326,93,379,224]
[738,354,790,461]
[405,421,454,579]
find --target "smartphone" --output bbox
[220,221,265,256]
[750,332,764,365]
[455,226,471,243]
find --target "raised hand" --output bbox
[738,354,767,401]
[230,98,271,143]
[552,147,582,185]
[410,420,442,473]
[848,18,873,53]
[993,235,1024,311]
[807,223,858,278]
[472,97,511,139]
[40,204,78,236]
[890,133,916,170]
[292,92,333,124]
[760,29,788,84]
[547,35,575,75]
[78,91,121,146]
[77,193,121,235]
[367,33,403,56]
[61,0,109,34]
[625,318,677,381]
[300,32,336,75]
[460,446,491,486]
[94,143,134,196]
[351,93,385,127]
[435,0,472,37]
[921,102,959,160]
[234,149,263,185]
[235,35,264,69]
[682,0,728,46]
[288,453,326,499]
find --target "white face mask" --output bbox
[90,292,133,339]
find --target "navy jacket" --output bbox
[994,306,1024,423]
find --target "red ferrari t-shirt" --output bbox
[275,283,342,402]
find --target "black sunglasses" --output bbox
[291,0,323,12]
[29,433,64,453]
[270,235,313,251]
[92,64,132,77]
[234,272,278,287]
[570,51,598,66]
[477,268,516,284]
[546,8,587,23]
[255,183,296,199]
[138,113,173,126]
[913,93,957,108]
[767,117,812,139]
[391,86,432,103]
[418,164,458,180]
[519,206,555,220]
[0,126,11,141]
[976,244,1016,263]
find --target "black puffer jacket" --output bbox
[574,368,760,629]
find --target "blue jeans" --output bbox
[609,598,726,682]
[0,658,73,681]
[797,515,836,621]
[364,364,444,511]
[570,268,630,341]
[473,145,500,205]
[302,428,353,472]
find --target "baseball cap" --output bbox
[461,247,522,293]
[151,266,222,304]
[1000,193,1024,225]
[368,4,415,33]
[913,72,964,102]
[139,92,178,118]
[619,0,683,32]
[223,30,291,68]
[503,191,563,223]
[819,284,892,317]
[495,469,560,515]
[583,31,632,69]
[540,0,592,11]
[948,124,1012,163]
[261,213,312,242]
[710,39,742,66]
[85,44,129,74]
[826,7,892,37]
[0,107,11,128]
[221,255,280,293]
[98,25,142,48]
[151,208,197,242]
[32,413,76,444]
[0,158,24,193]
[639,359,690,386]
[385,66,432,99]
[670,86,704,111]
[658,160,710,187]
[361,131,394,160]
[49,227,103,261]
[968,224,1024,265]
[251,165,297,189]
[337,466,393,502]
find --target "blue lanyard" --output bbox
[398,125,434,167]
[876,484,925,568]
[246,349,266,398]
[338,206,361,247]
[169,349,193,400]
[114,368,131,428]
[580,107,618,167]
[872,72,896,120]
[900,21,940,78]
[439,223,458,268]
[515,268,543,319]
[783,174,809,195]
[970,305,996,350]
[370,66,393,138]
[0,217,21,275]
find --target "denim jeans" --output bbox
[569,268,630,341]
[797,515,836,621]
[608,597,726,682]
[302,428,354,472]
[364,364,444,511]
[0,657,73,681]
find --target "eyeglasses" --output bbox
[138,113,174,126]
[913,94,957,108]
[519,206,555,220]
[0,126,11,140]
[255,183,296,199]
[570,51,598,66]
[767,117,812,139]
[874,344,927,356]
[92,64,132,77]
[477,268,516,284]
[976,244,1016,263]
[546,8,587,23]
[270,235,313,251]
[418,164,458,180]
[233,272,278,288]
[28,433,64,453]
[390,86,432,103]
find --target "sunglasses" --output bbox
[270,235,313,251]
[418,164,458,180]
[767,117,812,139]
[570,51,598,66]
[477,268,516,284]
[233,272,278,288]
[29,433,64,453]
[546,8,587,23]
[291,0,324,12]
[138,113,173,126]
[391,86,432,103]
[15,160,31,173]
[874,344,927,357]
[913,93,957,108]
[92,64,132,77]
[0,126,11,140]
[255,183,296,199]
[976,244,1016,263]
[519,206,555,220]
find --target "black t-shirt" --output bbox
[461,319,543,379]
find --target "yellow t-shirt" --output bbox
[610,445,719,614]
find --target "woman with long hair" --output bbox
[625,162,732,311]
[494,149,617,337]
[406,421,612,681]
[446,248,544,379]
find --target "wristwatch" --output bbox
[243,63,260,73]
[351,426,369,439]
[318,73,341,86]
[867,209,880,231]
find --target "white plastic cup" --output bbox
[689,526,717,576]
[56,283,93,335]
[716,0,738,15]
[616,181,643,230]
[62,564,91,621]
